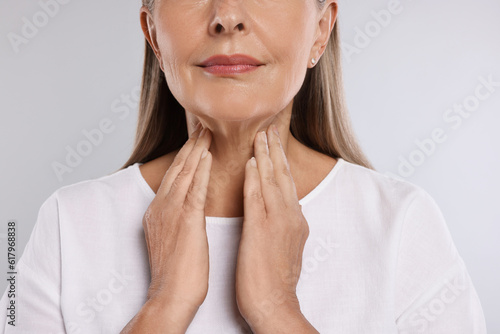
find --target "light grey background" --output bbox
[1,0,498,331]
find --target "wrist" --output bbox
[120,294,200,334]
[146,294,200,333]
[245,302,316,334]
[244,303,294,333]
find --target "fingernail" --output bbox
[191,123,202,136]
[272,124,279,137]
[198,128,206,138]
[201,148,208,159]
[250,157,257,167]
[260,131,267,144]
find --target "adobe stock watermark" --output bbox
[51,85,140,182]
[399,269,467,333]
[386,74,499,180]
[341,0,410,64]
[7,0,72,54]
[66,268,134,334]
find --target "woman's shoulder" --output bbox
[337,157,432,208]
[50,162,145,206]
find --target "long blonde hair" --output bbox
[118,0,374,171]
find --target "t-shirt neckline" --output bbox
[132,157,345,223]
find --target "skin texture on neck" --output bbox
[183,97,292,217]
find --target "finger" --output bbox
[184,148,213,213]
[253,130,285,215]
[166,127,212,206]
[142,208,152,270]
[157,123,203,197]
[243,156,265,221]
[266,124,299,207]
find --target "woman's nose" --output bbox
[208,1,247,36]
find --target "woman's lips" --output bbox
[200,64,262,75]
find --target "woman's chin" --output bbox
[189,101,275,122]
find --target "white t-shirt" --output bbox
[0,158,487,333]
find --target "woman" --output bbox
[0,0,486,333]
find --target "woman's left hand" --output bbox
[235,124,312,332]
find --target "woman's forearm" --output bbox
[120,295,199,334]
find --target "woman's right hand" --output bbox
[143,122,213,313]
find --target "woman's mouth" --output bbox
[197,54,264,76]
